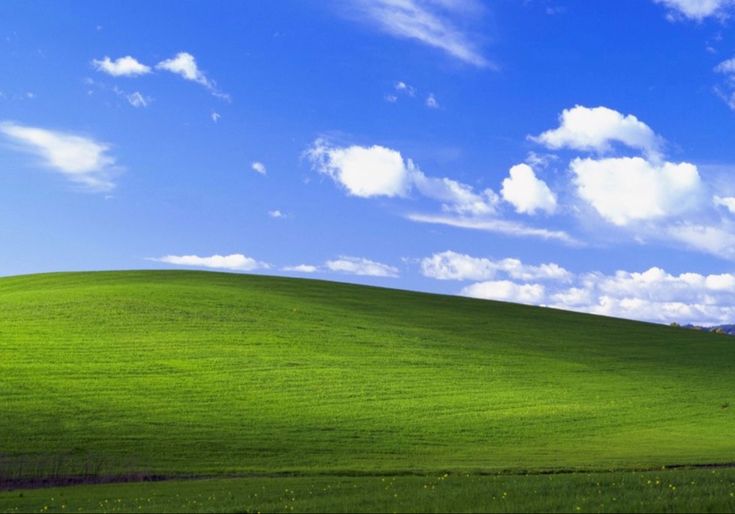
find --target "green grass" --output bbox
[1,270,734,511]
[3,469,735,513]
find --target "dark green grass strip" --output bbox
[3,468,735,513]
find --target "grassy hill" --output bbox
[1,270,734,511]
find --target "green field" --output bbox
[1,270,734,512]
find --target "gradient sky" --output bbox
[2,0,735,325]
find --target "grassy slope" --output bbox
[1,270,734,479]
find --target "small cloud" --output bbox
[500,163,557,215]
[715,56,735,74]
[425,93,439,109]
[251,161,267,175]
[307,139,413,198]
[384,94,399,103]
[714,56,735,110]
[268,209,285,218]
[92,56,151,77]
[0,121,119,191]
[126,91,149,108]
[211,112,221,123]
[714,195,735,214]
[525,151,557,169]
[395,81,416,96]
[149,253,269,271]
[325,256,399,277]
[545,5,566,15]
[283,264,318,273]
[531,105,663,160]
[156,52,229,100]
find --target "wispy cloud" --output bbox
[425,93,439,108]
[406,213,579,244]
[156,52,229,100]
[283,264,318,273]
[348,0,490,67]
[125,91,149,108]
[714,56,735,110]
[0,121,119,191]
[653,0,734,21]
[326,256,400,277]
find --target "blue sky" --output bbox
[2,0,735,325]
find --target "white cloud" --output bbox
[432,256,735,325]
[654,0,734,20]
[251,161,267,175]
[395,81,416,96]
[0,121,118,191]
[325,256,399,277]
[283,264,318,273]
[461,280,546,305]
[666,222,735,259]
[268,209,284,218]
[126,91,148,108]
[715,56,735,74]
[308,140,413,197]
[150,253,269,271]
[156,52,229,99]
[211,112,221,123]
[714,195,735,214]
[351,0,489,67]
[92,56,151,77]
[501,163,557,215]
[425,93,439,108]
[407,213,579,244]
[422,250,496,281]
[532,105,662,159]
[553,266,735,325]
[308,139,499,215]
[570,157,703,226]
[715,57,735,110]
[420,250,570,281]
[412,171,498,216]
[156,52,209,85]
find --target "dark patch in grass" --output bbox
[0,473,168,491]
[6,461,735,492]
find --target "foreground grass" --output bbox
[2,468,735,513]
